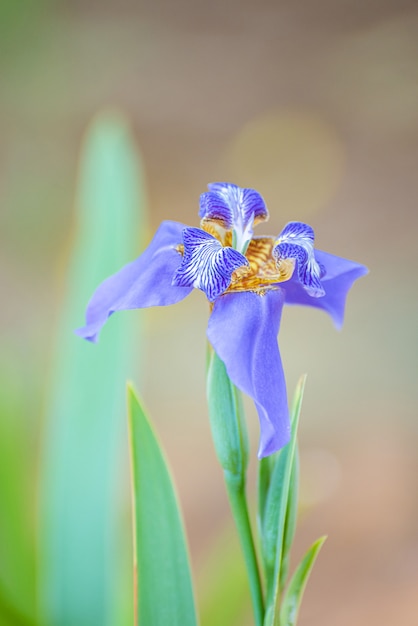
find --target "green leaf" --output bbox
[262,376,306,625]
[279,448,299,591]
[127,385,198,626]
[39,111,147,626]
[206,349,249,487]
[258,371,304,527]
[261,446,291,583]
[257,453,276,536]
[278,379,306,590]
[279,536,326,626]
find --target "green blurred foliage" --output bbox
[38,112,147,625]
[0,360,37,626]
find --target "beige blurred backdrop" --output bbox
[1,1,418,624]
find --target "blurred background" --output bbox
[1,0,418,624]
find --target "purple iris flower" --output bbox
[76,182,367,458]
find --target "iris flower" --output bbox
[76,182,367,458]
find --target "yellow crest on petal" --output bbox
[227,237,295,294]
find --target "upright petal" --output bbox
[207,182,269,225]
[282,249,368,329]
[76,221,192,342]
[199,192,234,229]
[172,227,248,302]
[207,290,290,458]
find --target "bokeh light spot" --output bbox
[223,109,345,222]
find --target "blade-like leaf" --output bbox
[40,112,147,626]
[257,453,276,537]
[262,376,306,625]
[128,385,198,626]
[258,374,304,533]
[261,446,291,583]
[278,378,305,590]
[279,448,299,591]
[279,536,326,626]
[206,349,249,486]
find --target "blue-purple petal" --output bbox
[207,182,269,224]
[199,192,234,228]
[274,221,325,297]
[76,221,192,342]
[277,221,315,244]
[207,290,290,458]
[172,227,248,302]
[282,249,368,329]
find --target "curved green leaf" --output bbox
[279,536,326,626]
[206,349,249,487]
[262,376,306,624]
[128,385,198,626]
[279,447,299,591]
[257,454,275,538]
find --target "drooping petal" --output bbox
[207,182,269,225]
[281,249,368,329]
[76,221,192,342]
[207,290,290,458]
[172,227,248,302]
[274,221,325,297]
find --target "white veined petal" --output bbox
[274,222,325,297]
[172,227,248,301]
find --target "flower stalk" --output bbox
[225,482,265,626]
[206,348,264,625]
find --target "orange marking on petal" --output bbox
[226,236,295,294]
[200,219,227,244]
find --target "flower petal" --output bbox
[274,221,325,297]
[207,182,269,225]
[282,249,368,329]
[76,221,192,342]
[199,192,234,228]
[172,227,248,302]
[207,290,290,458]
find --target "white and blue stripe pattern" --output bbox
[199,183,269,254]
[273,222,325,297]
[203,183,268,225]
[172,227,249,302]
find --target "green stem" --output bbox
[225,479,265,626]
[206,349,264,624]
